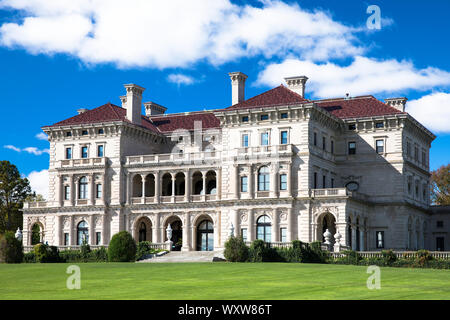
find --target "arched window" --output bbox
[256,215,271,242]
[139,222,147,242]
[258,166,270,191]
[197,220,214,251]
[79,176,88,199]
[77,221,89,245]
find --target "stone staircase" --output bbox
[138,250,225,263]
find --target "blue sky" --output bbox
[0,0,449,197]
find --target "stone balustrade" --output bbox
[56,157,107,168]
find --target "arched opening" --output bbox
[31,223,42,245]
[407,217,412,249]
[205,171,217,195]
[79,176,88,199]
[135,216,152,242]
[347,217,352,248]
[132,175,143,197]
[165,216,182,251]
[175,172,185,196]
[197,219,214,251]
[258,166,270,191]
[162,173,173,196]
[145,174,155,197]
[192,171,203,195]
[77,220,89,245]
[356,218,360,251]
[423,221,427,249]
[319,212,336,244]
[256,215,271,242]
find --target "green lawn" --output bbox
[0,262,449,300]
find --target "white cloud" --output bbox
[167,74,196,86]
[35,132,48,140]
[256,56,450,98]
[3,144,49,155]
[407,92,450,134]
[26,169,48,199]
[0,0,363,68]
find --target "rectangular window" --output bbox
[64,186,70,200]
[280,174,287,190]
[65,147,72,160]
[331,140,334,154]
[280,131,288,145]
[322,137,326,150]
[322,175,326,188]
[96,232,101,245]
[260,114,269,121]
[422,151,426,166]
[241,228,247,242]
[348,124,356,131]
[348,142,356,155]
[81,146,88,158]
[436,237,445,251]
[376,231,385,249]
[81,130,88,136]
[406,141,411,156]
[66,131,72,137]
[331,178,335,188]
[241,176,248,192]
[437,221,444,228]
[415,182,419,197]
[407,176,412,194]
[242,134,249,147]
[96,184,102,199]
[423,184,427,200]
[97,145,104,157]
[280,228,287,242]
[376,139,384,154]
[280,112,288,119]
[64,233,69,246]
[414,146,419,161]
[313,172,317,189]
[261,132,269,146]
[375,122,384,128]
[242,116,249,122]
[313,132,317,146]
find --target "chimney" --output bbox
[144,102,167,117]
[77,108,88,114]
[119,95,127,108]
[284,76,308,98]
[228,71,248,105]
[123,84,145,125]
[384,97,407,112]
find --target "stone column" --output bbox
[249,164,254,199]
[217,168,222,199]
[359,229,365,251]
[74,179,79,206]
[233,164,240,199]
[351,226,357,251]
[90,174,96,205]
[270,164,278,198]
[231,209,239,237]
[272,209,279,242]
[141,174,146,200]
[153,213,160,243]
[202,171,207,201]
[56,215,63,246]
[70,175,75,206]
[185,170,190,202]
[126,174,132,205]
[171,173,176,202]
[155,171,160,203]
[101,173,106,205]
[287,207,293,242]
[287,162,292,197]
[182,212,190,251]
[248,209,254,241]
[89,215,95,245]
[102,212,108,245]
[69,216,75,246]
[58,174,64,207]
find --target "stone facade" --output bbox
[22,73,445,252]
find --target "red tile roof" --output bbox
[314,96,405,119]
[225,85,309,110]
[150,112,220,132]
[45,103,160,133]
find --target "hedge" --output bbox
[0,231,24,263]
[108,231,136,262]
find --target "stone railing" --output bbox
[244,241,292,248]
[329,251,450,260]
[23,201,48,209]
[56,157,107,168]
[311,188,348,197]
[236,144,293,157]
[23,242,171,253]
[126,151,220,166]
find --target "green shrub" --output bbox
[224,236,249,262]
[23,251,36,263]
[0,231,24,263]
[108,231,136,262]
[248,239,266,262]
[136,241,152,261]
[416,250,432,267]
[80,240,91,261]
[381,249,397,266]
[91,247,108,262]
[33,243,60,263]
[59,249,82,263]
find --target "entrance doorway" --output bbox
[197,220,214,251]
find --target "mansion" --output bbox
[22,72,449,252]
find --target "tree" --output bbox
[0,161,32,233]
[431,164,450,205]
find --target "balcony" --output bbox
[236,144,293,158]
[56,157,107,168]
[310,188,370,202]
[126,151,220,166]
[23,201,47,209]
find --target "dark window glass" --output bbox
[81,146,88,158]
[331,140,334,154]
[241,228,247,242]
[64,186,70,200]
[280,228,287,242]
[313,132,317,146]
[66,148,72,159]
[81,130,88,136]
[375,122,384,128]
[258,166,270,191]
[96,184,102,199]
[322,175,326,188]
[97,145,104,157]
[437,221,444,228]
[64,233,69,246]
[280,113,288,119]
[376,140,384,154]
[436,237,445,251]
[96,232,101,245]
[256,215,271,242]
[242,134,249,147]
[348,124,356,130]
[406,141,411,156]
[77,221,89,245]
[331,178,335,188]
[260,114,269,121]
[66,132,72,137]
[313,172,317,189]
[322,137,326,150]
[242,116,249,122]
[281,131,288,145]
[348,142,356,155]
[98,128,104,134]
[261,133,269,146]
[79,176,88,199]
[241,176,248,192]
[280,174,287,190]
